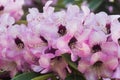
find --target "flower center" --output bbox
[14,37,24,49]
[58,25,66,36]
[0,6,4,11]
[45,47,57,54]
[68,37,77,49]
[93,61,103,67]
[92,44,101,53]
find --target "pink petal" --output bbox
[56,35,71,53]
[71,53,78,62]
[118,47,120,58]
[95,12,108,27]
[39,58,50,68]
[112,65,120,79]
[77,28,91,42]
[110,15,120,22]
[81,6,90,16]
[84,13,96,27]
[43,1,54,18]
[81,42,91,57]
[85,69,97,80]
[67,4,80,18]
[41,68,50,74]
[105,56,118,70]
[78,60,90,73]
[89,31,106,46]
[111,22,120,43]
[27,8,39,22]
[101,42,118,56]
[90,52,106,65]
[66,20,79,35]
[31,65,44,72]
[103,78,111,80]
[101,68,113,78]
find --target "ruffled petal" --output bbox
[78,59,90,73]
[89,30,106,46]
[90,52,106,65]
[105,56,118,70]
[112,65,120,79]
[101,42,118,56]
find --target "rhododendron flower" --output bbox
[78,52,118,80]
[0,0,24,20]
[0,1,120,80]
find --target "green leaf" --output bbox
[54,0,65,11]
[89,0,104,11]
[65,74,86,80]
[31,73,55,80]
[62,54,78,71]
[55,0,83,11]
[11,72,40,80]
[74,0,83,6]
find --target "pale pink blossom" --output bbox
[0,0,24,20]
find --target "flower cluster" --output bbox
[0,1,120,80]
[0,0,24,20]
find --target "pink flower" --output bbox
[88,30,107,47]
[78,52,118,80]
[0,1,120,79]
[0,0,24,20]
[78,29,119,79]
[27,1,59,43]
